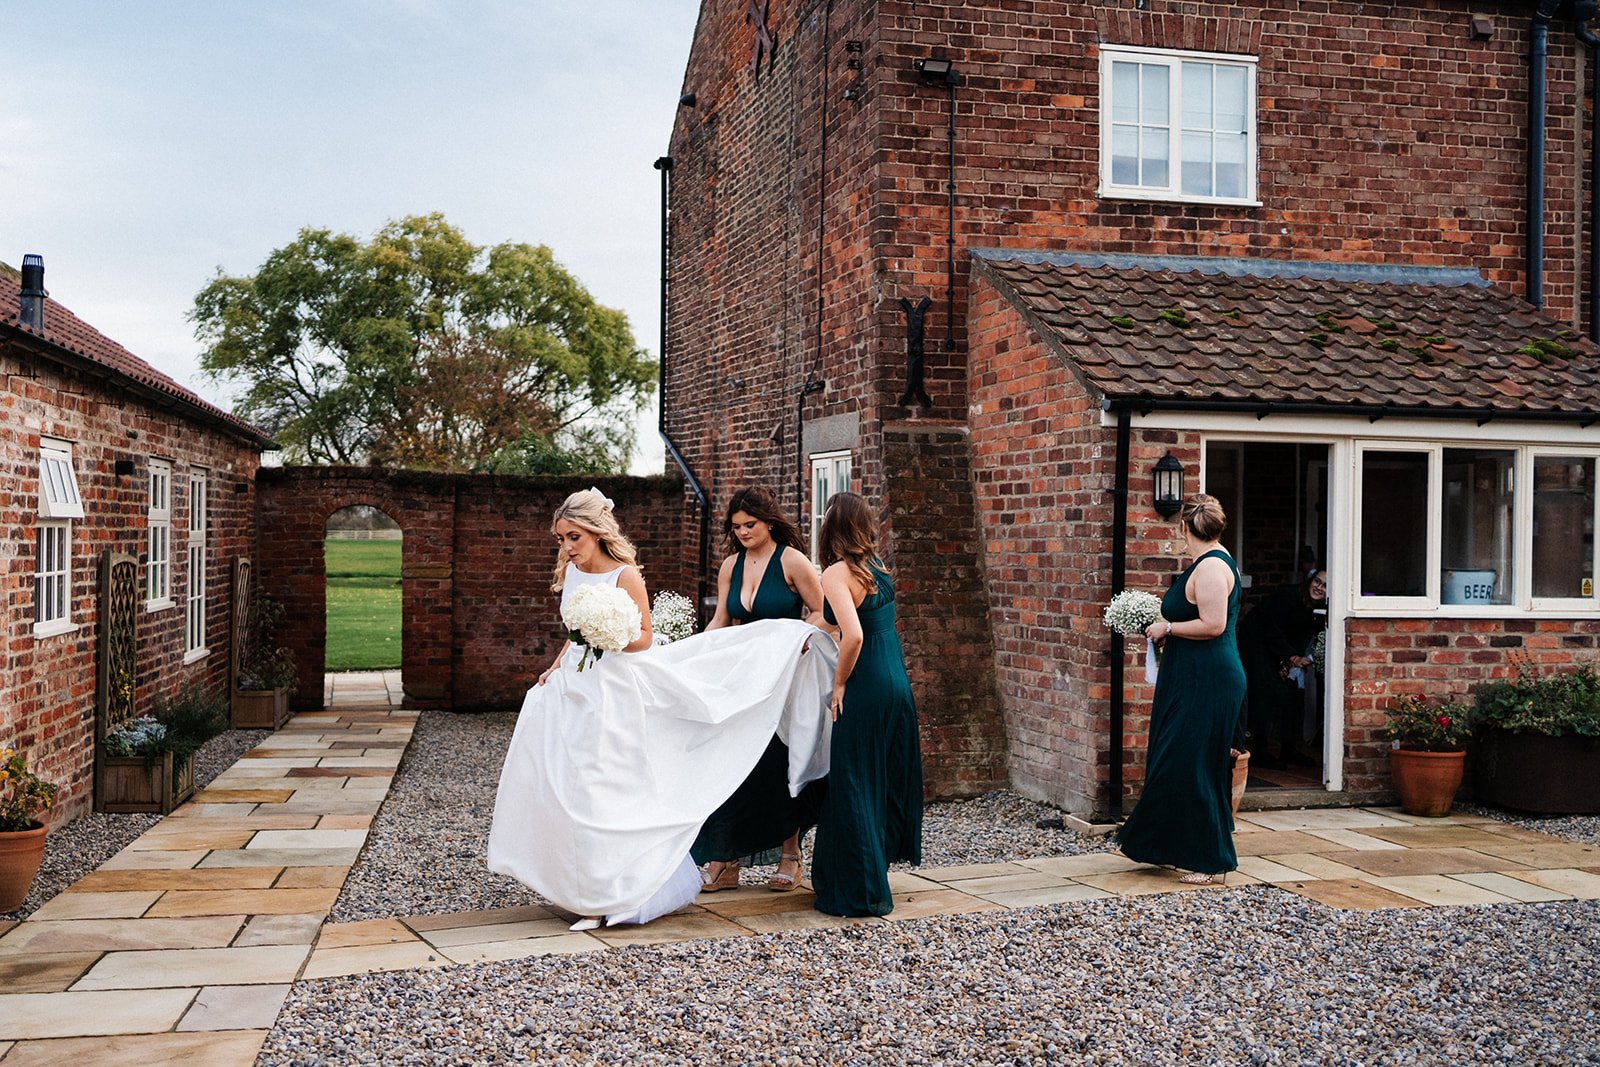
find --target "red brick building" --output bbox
[661,1,1600,810]
[1,259,272,822]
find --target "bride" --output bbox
[487,488,835,930]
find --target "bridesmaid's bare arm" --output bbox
[784,549,826,622]
[821,563,867,720]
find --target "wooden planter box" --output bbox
[99,752,195,814]
[232,687,292,730]
[1472,732,1600,815]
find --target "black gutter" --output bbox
[1577,10,1600,342]
[1530,1,1564,309]
[1100,395,1598,426]
[1105,407,1132,822]
[653,155,712,617]
[797,0,835,516]
[0,326,278,448]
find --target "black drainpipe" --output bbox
[1530,2,1564,309]
[1576,7,1600,341]
[1105,406,1132,821]
[797,0,835,516]
[653,155,711,617]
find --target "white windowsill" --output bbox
[33,620,80,640]
[1097,186,1263,209]
[183,647,210,665]
[146,598,174,613]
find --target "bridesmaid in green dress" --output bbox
[1117,494,1246,885]
[693,487,825,893]
[812,492,923,917]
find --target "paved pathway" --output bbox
[2,672,1597,1064]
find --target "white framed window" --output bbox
[39,440,84,520]
[185,470,208,660]
[35,520,72,635]
[147,459,172,608]
[1099,45,1259,206]
[1352,442,1600,615]
[810,450,853,561]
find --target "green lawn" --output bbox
[325,540,402,671]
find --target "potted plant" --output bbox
[99,685,227,814]
[234,592,297,729]
[1469,661,1600,814]
[0,746,58,912]
[1382,694,1470,817]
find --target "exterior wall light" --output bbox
[915,56,959,86]
[1153,451,1185,518]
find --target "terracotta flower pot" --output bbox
[1389,748,1466,818]
[0,822,48,912]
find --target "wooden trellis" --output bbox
[94,550,140,812]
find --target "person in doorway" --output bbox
[810,492,923,916]
[1236,568,1328,767]
[693,486,826,894]
[1117,494,1246,885]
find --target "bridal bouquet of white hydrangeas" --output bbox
[562,585,642,671]
[651,591,696,644]
[1104,589,1165,684]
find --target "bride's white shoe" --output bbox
[569,916,604,931]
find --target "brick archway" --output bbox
[256,467,691,710]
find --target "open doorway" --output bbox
[325,506,403,683]
[1207,441,1330,793]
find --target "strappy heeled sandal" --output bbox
[769,852,802,892]
[700,861,741,892]
[1178,871,1225,886]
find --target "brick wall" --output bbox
[0,343,260,823]
[255,468,691,712]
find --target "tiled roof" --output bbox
[970,251,1600,419]
[0,267,274,446]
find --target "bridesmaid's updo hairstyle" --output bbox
[550,488,641,591]
[1181,493,1228,542]
[819,491,885,593]
[722,485,807,557]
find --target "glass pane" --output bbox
[1215,65,1249,132]
[1181,131,1213,196]
[1441,449,1516,605]
[1361,451,1429,597]
[1181,62,1213,129]
[1141,128,1168,186]
[1111,62,1140,123]
[1533,456,1596,598]
[1140,64,1169,123]
[1111,125,1139,184]
[1215,131,1248,199]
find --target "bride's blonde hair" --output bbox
[550,489,641,591]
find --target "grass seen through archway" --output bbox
[325,539,401,670]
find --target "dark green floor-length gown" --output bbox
[812,567,923,917]
[691,544,823,865]
[1116,549,1246,875]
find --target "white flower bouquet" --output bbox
[1103,590,1163,636]
[561,584,642,671]
[651,591,696,644]
[1104,589,1164,684]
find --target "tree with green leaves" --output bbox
[192,213,654,472]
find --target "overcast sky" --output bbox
[3,1,699,473]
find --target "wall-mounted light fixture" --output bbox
[914,56,959,86]
[1153,452,1185,518]
[1468,15,1494,40]
[679,92,697,108]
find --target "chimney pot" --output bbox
[19,253,46,332]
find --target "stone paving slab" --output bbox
[0,1029,266,1066]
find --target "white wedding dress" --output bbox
[487,563,836,924]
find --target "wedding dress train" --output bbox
[487,618,836,921]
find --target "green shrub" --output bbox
[1470,661,1600,739]
[1382,694,1471,752]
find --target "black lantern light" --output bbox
[1152,451,1185,518]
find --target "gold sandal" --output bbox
[700,862,740,892]
[769,852,802,892]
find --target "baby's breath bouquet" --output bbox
[1104,590,1163,636]
[1105,589,1165,684]
[651,591,696,644]
[562,584,642,671]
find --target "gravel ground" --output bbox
[331,711,1108,923]
[264,888,1600,1066]
[3,727,268,921]
[1457,803,1600,847]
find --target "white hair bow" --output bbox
[587,486,615,512]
